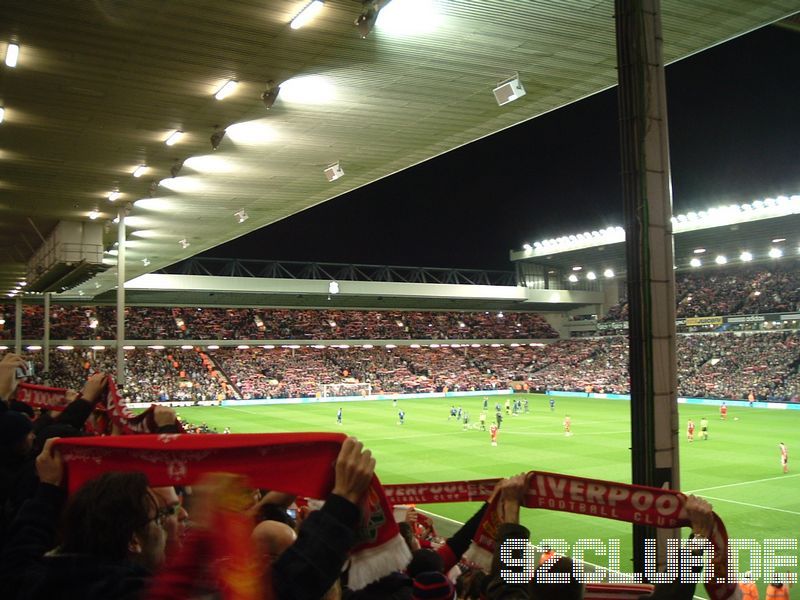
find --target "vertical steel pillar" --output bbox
[43,292,51,373]
[116,207,127,386]
[615,0,680,571]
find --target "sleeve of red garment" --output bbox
[437,502,489,571]
[146,528,215,599]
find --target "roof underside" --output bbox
[2,0,799,299]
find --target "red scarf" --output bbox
[384,472,736,600]
[53,433,409,591]
[16,383,71,411]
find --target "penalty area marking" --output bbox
[686,472,800,494]
[695,495,800,516]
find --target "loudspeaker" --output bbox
[324,162,344,182]
[493,75,526,106]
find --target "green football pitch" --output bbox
[175,393,799,597]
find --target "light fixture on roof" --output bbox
[234,208,249,223]
[603,268,615,278]
[142,258,150,266]
[5,42,19,68]
[324,162,344,182]
[88,208,100,220]
[0,106,5,124]
[715,255,727,265]
[739,251,753,262]
[261,80,280,109]
[522,243,532,251]
[108,190,121,201]
[179,238,190,249]
[568,274,578,283]
[214,79,238,100]
[572,266,582,271]
[165,130,184,146]
[354,0,385,37]
[493,72,526,106]
[291,0,324,29]
[170,159,184,178]
[772,238,786,243]
[693,248,705,254]
[210,126,226,150]
[132,164,147,178]
[768,247,783,259]
[690,258,702,268]
[586,271,597,280]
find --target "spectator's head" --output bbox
[251,519,297,564]
[152,486,189,553]
[407,548,445,578]
[531,556,584,600]
[0,409,34,456]
[60,472,167,571]
[411,571,455,600]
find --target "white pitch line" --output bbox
[686,473,800,494]
[697,495,800,516]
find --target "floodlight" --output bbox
[261,80,280,109]
[568,274,578,283]
[165,130,184,146]
[586,271,597,280]
[108,190,121,201]
[142,258,151,266]
[5,43,19,67]
[772,238,786,243]
[715,255,727,265]
[768,247,783,259]
[214,79,238,100]
[292,1,324,29]
[132,164,147,178]
[523,243,532,251]
[693,248,705,254]
[690,258,702,268]
[0,106,4,123]
[603,269,615,278]
[572,266,582,271]
[88,209,99,220]
[739,251,753,262]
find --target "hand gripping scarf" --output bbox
[52,432,410,592]
[384,471,737,600]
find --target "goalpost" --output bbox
[319,382,373,398]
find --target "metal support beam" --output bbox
[116,206,128,386]
[615,0,680,572]
[43,292,51,373]
[14,296,22,354]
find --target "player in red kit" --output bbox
[687,419,695,443]
[720,402,728,420]
[490,423,498,446]
[563,415,572,437]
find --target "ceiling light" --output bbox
[572,266,582,271]
[19,281,26,287]
[132,164,147,178]
[179,238,190,249]
[0,106,5,124]
[586,271,597,280]
[165,130,184,146]
[210,127,226,150]
[235,209,249,223]
[690,258,702,268]
[768,247,783,259]
[739,251,753,262]
[107,190,121,201]
[693,248,706,254]
[261,80,280,109]
[5,43,19,68]
[291,1,324,30]
[142,258,150,266]
[772,238,786,243]
[112,216,119,224]
[568,274,578,283]
[522,243,532,251]
[88,209,100,220]
[214,79,238,100]
[603,269,615,278]
[715,255,727,265]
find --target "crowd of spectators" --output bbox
[8,330,800,401]
[0,306,557,341]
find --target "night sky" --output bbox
[204,24,800,272]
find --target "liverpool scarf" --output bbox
[385,472,737,600]
[53,432,409,591]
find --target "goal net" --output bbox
[319,382,372,398]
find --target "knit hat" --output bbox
[412,571,455,600]
[0,410,33,449]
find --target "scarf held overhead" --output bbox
[53,432,408,591]
[384,472,736,600]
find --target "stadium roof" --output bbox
[2,1,799,300]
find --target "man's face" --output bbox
[138,490,168,571]
[152,486,188,553]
